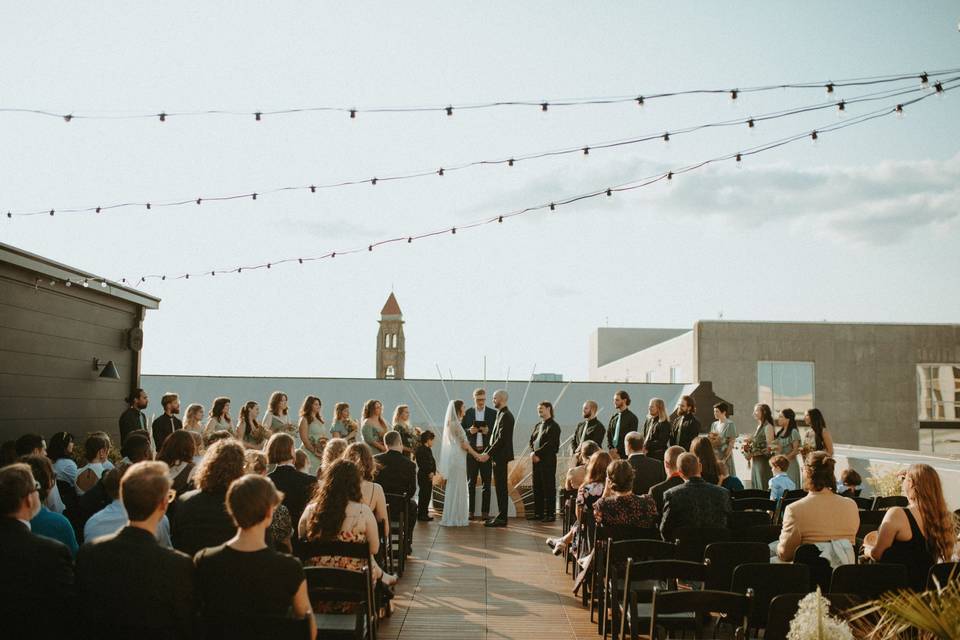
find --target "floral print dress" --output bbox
[305,511,370,613]
[573,481,605,554]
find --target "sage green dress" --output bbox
[711,419,738,478]
[301,418,331,470]
[772,427,802,488]
[750,423,773,491]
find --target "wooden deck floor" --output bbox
[380,518,596,640]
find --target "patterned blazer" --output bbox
[659,477,731,541]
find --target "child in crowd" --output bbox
[414,431,437,522]
[294,449,311,476]
[768,454,796,502]
[838,468,862,497]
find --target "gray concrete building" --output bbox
[591,320,960,453]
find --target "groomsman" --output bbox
[641,397,672,461]
[571,401,605,454]
[462,388,497,521]
[151,393,182,451]
[670,395,701,451]
[606,390,639,459]
[528,402,561,522]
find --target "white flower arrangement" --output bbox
[787,588,854,640]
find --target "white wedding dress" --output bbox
[439,401,470,527]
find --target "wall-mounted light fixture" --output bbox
[92,358,120,380]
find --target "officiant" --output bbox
[462,388,497,521]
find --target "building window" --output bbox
[757,361,815,414]
[669,367,681,383]
[384,334,390,348]
[391,334,398,349]
[385,365,396,379]
[917,364,960,421]
[645,370,655,383]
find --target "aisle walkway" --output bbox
[379,518,596,640]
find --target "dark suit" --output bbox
[627,453,666,495]
[268,464,317,530]
[529,418,560,518]
[77,526,195,639]
[648,474,684,514]
[171,489,235,557]
[606,409,639,458]
[151,414,183,451]
[119,407,147,443]
[660,477,731,541]
[462,405,497,516]
[670,414,702,451]
[414,443,437,519]
[484,406,515,522]
[641,417,672,461]
[571,417,605,453]
[0,517,75,637]
[374,449,418,545]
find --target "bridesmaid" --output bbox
[710,401,738,479]
[748,403,776,491]
[329,403,358,441]
[773,408,802,488]
[803,408,834,456]
[360,399,389,455]
[183,404,205,434]
[264,391,299,448]
[299,395,329,471]
[391,404,417,458]
[203,397,234,439]
[237,400,268,449]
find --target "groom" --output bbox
[479,389,514,528]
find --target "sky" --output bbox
[1,3,958,382]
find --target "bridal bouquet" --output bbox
[738,436,770,459]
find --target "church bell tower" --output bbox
[376,293,405,379]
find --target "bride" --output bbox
[439,400,483,527]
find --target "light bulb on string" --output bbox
[636,96,644,107]
[837,100,846,119]
[445,106,453,116]
[100,281,107,288]
[735,152,743,168]
[662,132,670,143]
[920,72,930,89]
[895,104,905,119]
[65,280,72,287]
[826,83,835,94]
[934,81,944,95]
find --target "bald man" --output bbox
[571,401,605,454]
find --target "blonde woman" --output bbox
[264,391,299,448]
[298,396,329,471]
[183,404,205,434]
[360,399,388,455]
[391,404,417,458]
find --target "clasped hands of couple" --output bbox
[467,424,491,463]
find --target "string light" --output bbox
[811,130,819,141]
[838,100,846,112]
[9,78,957,222]
[934,81,944,94]
[6,67,956,123]
[112,92,944,286]
[920,72,929,88]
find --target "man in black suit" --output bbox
[648,445,686,514]
[266,433,317,528]
[571,400,605,454]
[0,463,75,637]
[151,392,183,451]
[670,395,702,451]
[641,397,672,461]
[76,461,196,638]
[624,432,665,495]
[660,453,732,541]
[606,390,639,459]
[374,431,418,549]
[461,388,497,520]
[119,388,149,444]
[528,401,561,522]
[479,389,514,527]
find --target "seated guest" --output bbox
[777,451,859,562]
[294,449,311,476]
[648,446,686,514]
[319,437,348,476]
[48,431,79,485]
[864,463,956,591]
[373,431,418,551]
[624,432,665,495]
[660,453,732,542]
[84,463,172,546]
[565,441,600,491]
[21,454,78,556]
[157,430,198,496]
[546,451,612,555]
[722,475,745,493]
[415,431,437,522]
[768,455,796,502]
[76,461,195,638]
[267,433,317,528]
[14,433,45,457]
[691,436,723,485]
[120,431,152,464]
[194,475,315,637]
[594,460,658,528]
[0,463,74,637]
[838,468,862,497]
[70,433,148,537]
[299,459,398,606]
[76,433,111,496]
[172,439,245,556]
[244,450,294,552]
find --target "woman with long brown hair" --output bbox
[342,442,390,538]
[546,451,612,555]
[298,395,329,471]
[203,397,234,440]
[157,430,198,496]
[747,403,776,491]
[329,402,358,442]
[263,391,299,448]
[360,399,388,455]
[691,436,723,485]
[237,401,269,449]
[864,464,957,590]
[299,459,398,614]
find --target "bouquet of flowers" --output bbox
[738,435,770,460]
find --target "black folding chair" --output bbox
[872,495,909,510]
[647,587,752,640]
[732,497,777,513]
[730,489,770,500]
[729,511,771,529]
[830,563,909,599]
[704,542,770,591]
[858,509,886,528]
[848,496,873,510]
[203,615,313,640]
[591,525,661,623]
[732,562,809,633]
[377,520,392,575]
[783,489,807,500]
[773,496,804,525]
[732,524,782,544]
[619,559,708,640]
[300,540,377,640]
[383,492,409,577]
[928,562,960,590]
[672,526,731,562]
[562,495,577,574]
[600,539,676,639]
[573,505,598,607]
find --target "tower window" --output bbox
[384,334,390,348]
[385,365,396,379]
[391,334,398,348]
